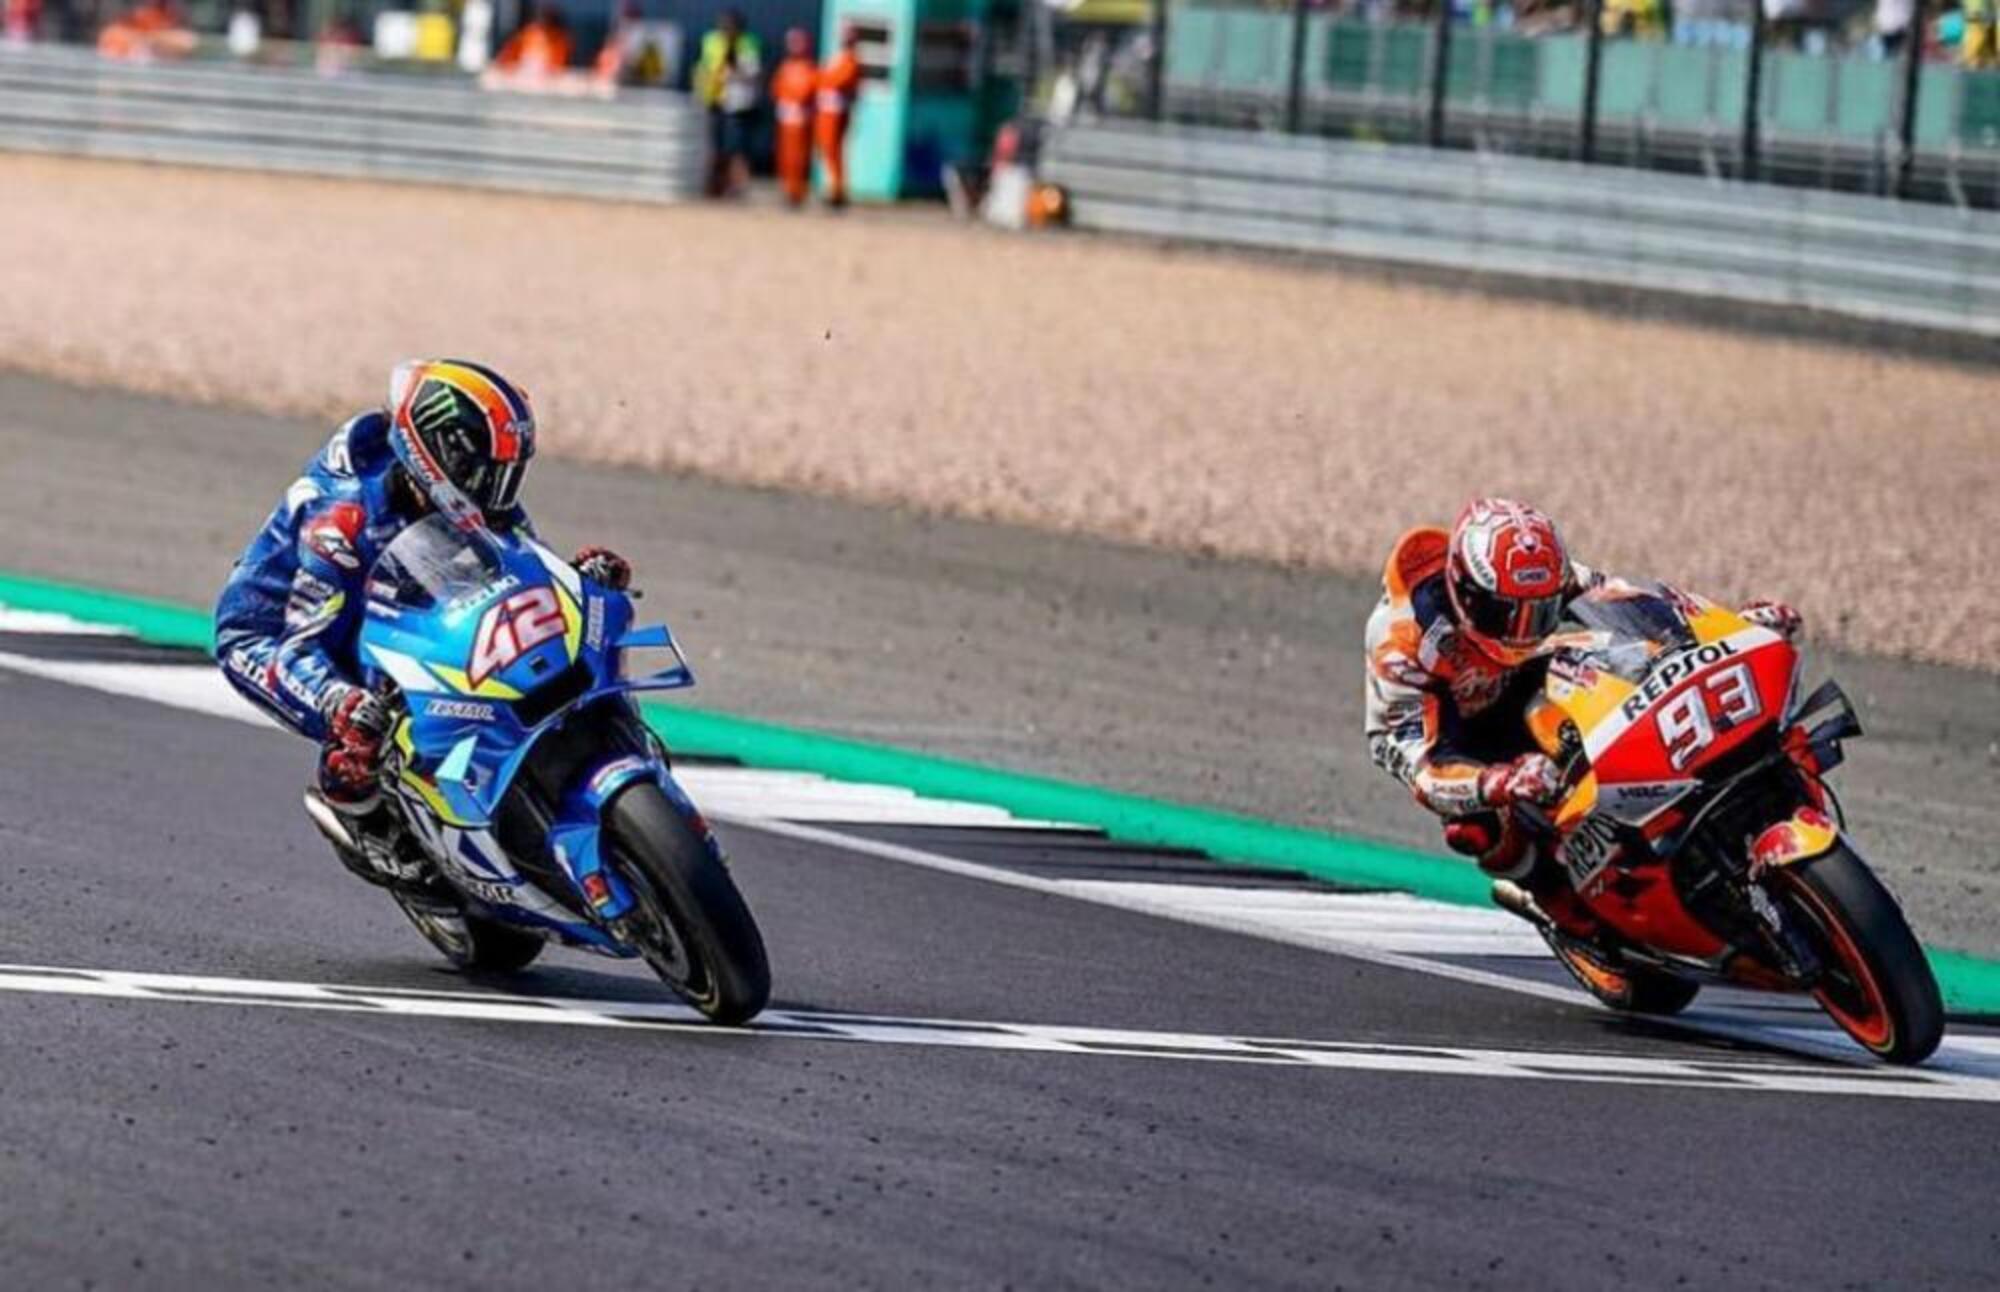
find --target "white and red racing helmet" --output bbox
[1445,498,1572,667]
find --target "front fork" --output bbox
[1742,806,1844,983]
[543,749,721,928]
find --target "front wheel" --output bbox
[1775,845,1943,1065]
[608,781,770,1024]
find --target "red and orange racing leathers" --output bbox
[1363,525,1614,825]
[1363,526,1796,838]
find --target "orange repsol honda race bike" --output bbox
[1496,589,1943,1064]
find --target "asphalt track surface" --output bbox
[6,637,2000,1288]
[2,371,1998,956]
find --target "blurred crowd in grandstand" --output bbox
[0,0,871,202]
[1479,0,1986,63]
[2,0,1991,207]
[3,0,1989,68]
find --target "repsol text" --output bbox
[1620,639,1740,720]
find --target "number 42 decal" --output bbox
[1656,662,1761,770]
[469,588,567,687]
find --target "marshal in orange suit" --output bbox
[770,28,818,207]
[814,24,862,207]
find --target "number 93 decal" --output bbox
[1656,662,1761,771]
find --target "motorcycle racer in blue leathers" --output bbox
[215,359,631,889]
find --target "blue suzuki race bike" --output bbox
[312,513,769,1023]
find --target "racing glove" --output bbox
[1741,599,1803,641]
[573,545,633,592]
[1477,753,1564,810]
[321,685,392,802]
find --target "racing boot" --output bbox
[1452,814,1606,943]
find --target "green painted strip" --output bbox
[1927,949,2000,1018]
[6,566,2000,1016]
[0,571,215,653]
[636,699,1494,907]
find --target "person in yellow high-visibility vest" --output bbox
[1600,0,1667,39]
[697,9,762,197]
[1968,0,1997,70]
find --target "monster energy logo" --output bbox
[411,386,463,435]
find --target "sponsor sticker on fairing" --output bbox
[1593,780,1693,824]
[587,756,650,798]
[1560,813,1621,890]
[1618,639,1741,721]
[424,699,498,722]
[443,574,520,622]
[455,874,522,907]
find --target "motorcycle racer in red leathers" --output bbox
[1363,498,1803,937]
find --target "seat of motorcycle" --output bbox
[1383,525,1450,601]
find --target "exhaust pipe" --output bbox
[1491,879,1555,933]
[301,790,361,853]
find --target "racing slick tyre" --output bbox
[1616,967,1702,1016]
[607,781,770,1025]
[1777,845,1944,1065]
[461,916,547,972]
[1550,938,1701,1015]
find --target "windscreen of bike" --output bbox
[366,514,512,612]
[1564,589,1698,683]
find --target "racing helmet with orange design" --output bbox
[386,359,538,529]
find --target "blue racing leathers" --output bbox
[215,412,529,749]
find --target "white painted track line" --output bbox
[0,647,1077,830]
[0,651,284,729]
[0,607,127,635]
[0,962,1994,1103]
[6,619,1991,1077]
[1059,883,1551,958]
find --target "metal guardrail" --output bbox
[0,45,704,200]
[1043,119,2000,338]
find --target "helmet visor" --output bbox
[484,458,526,513]
[451,457,525,516]
[421,417,523,514]
[1454,568,1564,649]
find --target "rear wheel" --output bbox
[390,893,547,973]
[608,782,770,1024]
[1775,845,1943,1064]
[460,916,546,972]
